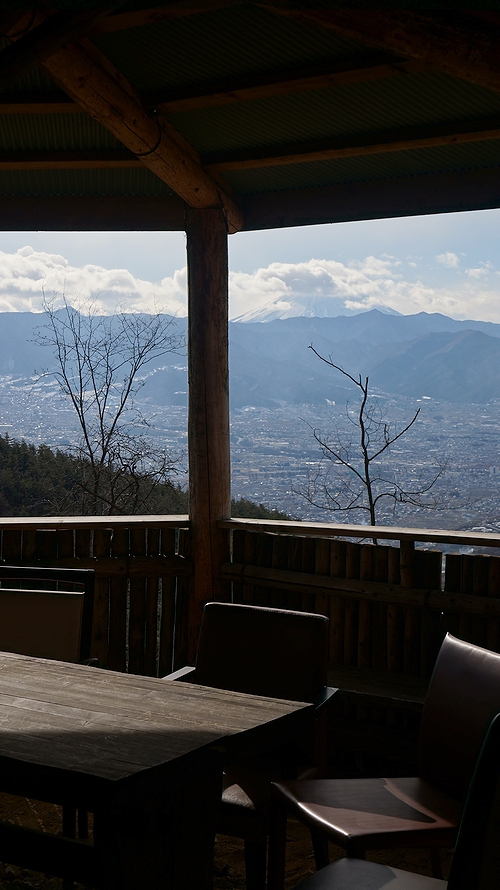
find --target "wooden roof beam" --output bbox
[203,115,500,172]
[0,55,427,116]
[89,3,245,35]
[259,7,500,94]
[40,37,243,232]
[4,114,500,172]
[154,54,427,113]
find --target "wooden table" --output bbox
[0,652,313,889]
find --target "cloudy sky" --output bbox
[1,207,500,320]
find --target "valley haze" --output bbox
[1,307,500,530]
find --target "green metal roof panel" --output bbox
[0,114,123,152]
[0,168,174,196]
[223,139,500,194]
[96,5,363,91]
[170,72,500,154]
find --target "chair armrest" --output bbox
[162,665,196,682]
[313,686,338,712]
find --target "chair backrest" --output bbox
[194,602,328,702]
[0,566,94,663]
[420,633,500,800]
[448,711,500,890]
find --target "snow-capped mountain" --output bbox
[232,293,402,322]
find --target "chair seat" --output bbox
[294,858,446,890]
[272,777,461,854]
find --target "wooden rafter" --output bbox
[154,55,426,113]
[4,114,500,173]
[203,116,500,172]
[260,6,500,94]
[39,38,242,231]
[0,151,140,170]
[0,55,426,116]
[89,2,245,35]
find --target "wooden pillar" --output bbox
[186,206,231,660]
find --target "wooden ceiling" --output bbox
[1,5,500,232]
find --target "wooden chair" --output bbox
[286,710,500,890]
[165,601,337,890]
[268,633,500,888]
[0,565,95,890]
[0,566,95,664]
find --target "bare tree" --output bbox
[299,346,446,526]
[36,297,185,515]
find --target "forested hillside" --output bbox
[0,436,290,519]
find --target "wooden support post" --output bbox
[186,205,231,661]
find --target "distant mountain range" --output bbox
[3,308,500,408]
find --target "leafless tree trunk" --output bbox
[36,297,185,514]
[299,346,447,527]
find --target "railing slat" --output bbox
[108,527,128,673]
[92,527,112,669]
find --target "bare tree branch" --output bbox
[35,296,186,514]
[297,346,447,527]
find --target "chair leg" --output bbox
[268,799,288,890]
[62,805,75,890]
[77,808,88,840]
[430,848,443,879]
[244,839,267,890]
[311,830,329,870]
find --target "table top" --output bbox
[0,651,312,784]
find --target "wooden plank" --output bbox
[186,206,231,659]
[300,537,316,613]
[173,529,190,670]
[487,557,500,652]
[156,55,426,112]
[270,534,291,609]
[0,150,141,170]
[1,529,22,563]
[41,39,243,231]
[328,539,346,665]
[204,116,500,172]
[314,537,330,618]
[261,8,500,94]
[387,545,404,673]
[220,517,500,549]
[108,528,128,673]
[220,562,500,617]
[285,534,302,611]
[157,528,176,678]
[92,528,112,670]
[240,166,500,233]
[0,195,186,232]
[128,528,147,675]
[255,531,274,606]
[344,543,360,667]
[372,545,389,671]
[420,550,442,677]
[357,545,373,669]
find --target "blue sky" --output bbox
[1,208,500,320]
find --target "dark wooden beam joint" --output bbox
[0,10,109,93]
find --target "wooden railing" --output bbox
[221,519,500,680]
[2,513,500,692]
[0,515,191,675]
[220,518,500,765]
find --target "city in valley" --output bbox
[2,368,500,533]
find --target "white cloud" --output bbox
[3,246,500,324]
[435,251,460,268]
[465,261,493,279]
[0,246,188,315]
